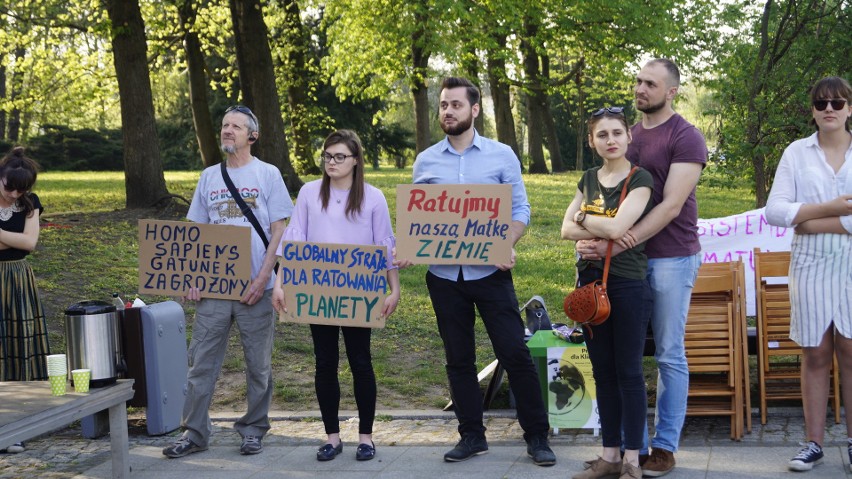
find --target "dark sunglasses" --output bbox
[813,98,847,111]
[592,106,625,117]
[225,105,254,116]
[1,180,28,194]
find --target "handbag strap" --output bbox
[220,161,279,275]
[601,166,639,284]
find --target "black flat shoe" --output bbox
[356,442,376,461]
[316,442,343,461]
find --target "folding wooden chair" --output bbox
[753,248,841,425]
[685,270,743,440]
[697,260,751,434]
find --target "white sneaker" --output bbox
[5,442,24,453]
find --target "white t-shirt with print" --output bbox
[187,158,294,290]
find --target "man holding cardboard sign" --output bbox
[401,77,555,467]
[163,105,293,459]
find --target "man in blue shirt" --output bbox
[411,77,555,466]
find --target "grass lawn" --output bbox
[29,168,756,411]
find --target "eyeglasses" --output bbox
[813,98,848,111]
[592,106,625,117]
[319,153,356,164]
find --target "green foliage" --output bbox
[709,0,852,204]
[27,125,123,171]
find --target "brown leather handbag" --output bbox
[563,167,637,330]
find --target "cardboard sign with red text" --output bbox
[277,241,390,328]
[138,219,252,300]
[395,184,513,265]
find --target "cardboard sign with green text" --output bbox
[277,241,390,328]
[138,219,252,300]
[395,184,513,265]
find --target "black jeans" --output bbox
[426,269,549,440]
[310,324,376,435]
[578,267,652,450]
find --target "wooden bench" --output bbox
[0,379,135,479]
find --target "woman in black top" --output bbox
[561,108,654,479]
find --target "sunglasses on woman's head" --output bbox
[813,98,848,111]
[592,107,625,116]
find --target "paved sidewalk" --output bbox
[2,409,851,478]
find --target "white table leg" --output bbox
[108,402,129,478]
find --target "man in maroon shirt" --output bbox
[577,58,706,477]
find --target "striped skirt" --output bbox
[789,232,852,347]
[0,259,50,381]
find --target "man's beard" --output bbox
[441,115,473,136]
[637,97,666,115]
[221,144,236,154]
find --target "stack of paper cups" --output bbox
[46,354,67,396]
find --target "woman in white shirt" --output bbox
[766,76,852,473]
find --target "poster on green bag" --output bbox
[546,346,599,430]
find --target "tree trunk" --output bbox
[230,0,303,194]
[486,36,520,163]
[104,0,170,208]
[460,40,485,135]
[0,63,6,139]
[179,0,221,168]
[520,21,547,174]
[283,0,320,175]
[574,65,586,171]
[411,13,431,155]
[0,15,5,139]
[540,54,563,172]
[7,47,25,142]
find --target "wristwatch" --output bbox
[574,209,587,226]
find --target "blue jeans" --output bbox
[645,254,701,453]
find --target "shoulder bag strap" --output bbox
[601,166,639,285]
[220,161,279,274]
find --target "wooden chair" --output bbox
[685,269,744,440]
[695,260,751,434]
[753,248,841,425]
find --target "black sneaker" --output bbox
[526,435,556,466]
[788,441,823,471]
[444,434,488,462]
[163,436,208,458]
[847,439,852,473]
[240,435,263,455]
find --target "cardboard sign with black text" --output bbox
[138,219,252,300]
[395,184,513,265]
[277,241,390,328]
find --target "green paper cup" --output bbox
[49,374,66,396]
[71,369,91,393]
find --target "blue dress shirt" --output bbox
[412,130,530,281]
